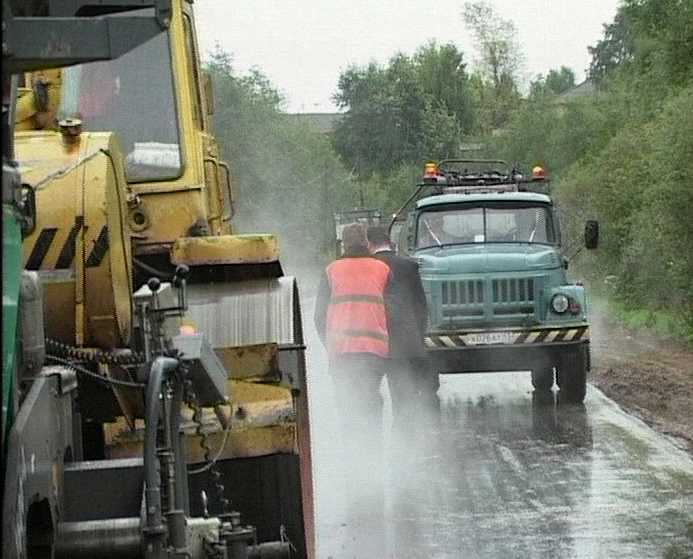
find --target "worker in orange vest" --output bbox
[314,221,391,420]
[313,221,391,555]
[314,222,391,420]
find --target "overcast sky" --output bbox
[194,0,621,113]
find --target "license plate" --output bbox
[464,332,516,345]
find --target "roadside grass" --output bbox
[590,294,693,347]
[663,544,692,559]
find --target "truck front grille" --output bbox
[441,280,485,318]
[492,278,535,315]
[492,278,535,304]
[442,280,485,304]
[436,277,538,326]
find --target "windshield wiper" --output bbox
[422,220,442,247]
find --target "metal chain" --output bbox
[46,337,146,367]
[181,364,231,515]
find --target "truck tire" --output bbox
[531,367,554,392]
[556,346,587,403]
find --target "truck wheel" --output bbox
[556,347,587,403]
[531,367,554,392]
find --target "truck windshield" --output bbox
[59,27,181,182]
[416,204,555,249]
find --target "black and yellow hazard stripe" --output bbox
[25,222,110,270]
[25,227,58,270]
[424,326,589,348]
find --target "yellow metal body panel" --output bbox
[126,0,235,253]
[104,379,297,460]
[15,69,62,131]
[215,343,280,382]
[171,235,279,266]
[16,1,237,257]
[106,423,296,462]
[17,131,132,347]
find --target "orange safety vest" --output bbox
[325,257,391,358]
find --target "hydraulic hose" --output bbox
[167,378,189,549]
[143,356,179,559]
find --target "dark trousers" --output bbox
[330,353,386,557]
[387,357,440,442]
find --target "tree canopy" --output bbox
[462,0,522,131]
[529,67,576,98]
[205,0,693,339]
[205,49,356,268]
[491,0,693,338]
[332,41,473,177]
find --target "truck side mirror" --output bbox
[389,222,403,253]
[585,220,599,249]
[202,71,214,116]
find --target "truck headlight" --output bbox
[551,294,569,314]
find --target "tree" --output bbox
[462,0,523,131]
[530,66,576,98]
[588,0,693,86]
[486,0,693,339]
[545,67,576,95]
[332,42,474,178]
[414,41,474,133]
[206,48,356,267]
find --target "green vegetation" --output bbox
[491,0,693,341]
[207,0,693,339]
[332,41,474,176]
[205,50,356,268]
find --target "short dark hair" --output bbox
[366,225,390,245]
[342,223,369,256]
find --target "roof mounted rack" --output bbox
[422,158,550,195]
[423,158,549,191]
[389,158,550,233]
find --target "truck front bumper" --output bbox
[424,324,589,374]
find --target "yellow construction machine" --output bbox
[13,1,314,557]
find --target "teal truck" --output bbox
[390,160,599,402]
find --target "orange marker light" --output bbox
[179,324,196,336]
[424,162,438,177]
[532,166,546,180]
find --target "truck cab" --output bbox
[391,160,598,402]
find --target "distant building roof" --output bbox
[556,80,596,103]
[286,112,343,134]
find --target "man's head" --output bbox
[366,225,392,253]
[341,222,369,256]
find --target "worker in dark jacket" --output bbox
[366,225,439,433]
[314,222,391,555]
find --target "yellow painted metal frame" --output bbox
[125,0,235,248]
[17,131,133,347]
[104,379,297,461]
[171,235,280,266]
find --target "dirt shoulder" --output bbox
[590,312,693,454]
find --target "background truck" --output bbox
[390,160,599,403]
[3,1,313,557]
[333,207,383,257]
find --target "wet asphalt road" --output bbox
[302,299,693,559]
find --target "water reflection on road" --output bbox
[305,310,693,559]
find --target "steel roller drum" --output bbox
[185,277,299,347]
